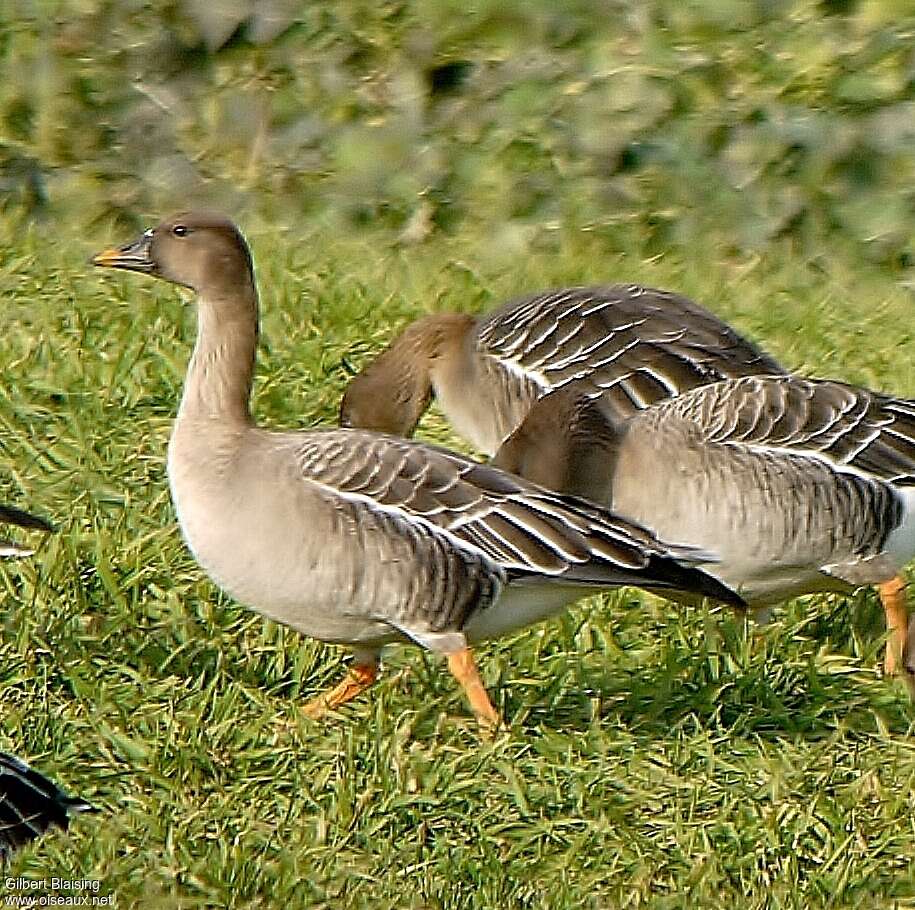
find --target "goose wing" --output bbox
[294,429,744,606]
[477,285,787,417]
[658,376,915,484]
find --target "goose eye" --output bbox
[172,225,189,237]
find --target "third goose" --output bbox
[340,284,786,455]
[493,379,915,687]
[91,213,743,727]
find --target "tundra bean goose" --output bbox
[91,214,743,727]
[340,284,786,455]
[0,753,95,862]
[0,505,54,558]
[493,378,915,687]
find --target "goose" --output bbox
[92,213,744,727]
[492,379,915,687]
[0,753,95,862]
[0,505,54,558]
[339,284,787,456]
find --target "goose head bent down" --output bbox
[339,312,475,439]
[93,213,744,728]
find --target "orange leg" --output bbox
[447,647,500,730]
[303,661,379,719]
[878,576,909,680]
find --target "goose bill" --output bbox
[92,230,155,273]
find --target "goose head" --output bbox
[339,358,431,435]
[339,313,474,436]
[92,212,254,299]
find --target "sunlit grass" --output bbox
[2,217,915,908]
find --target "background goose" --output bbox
[493,378,915,688]
[0,753,94,863]
[339,284,787,455]
[0,505,54,558]
[92,213,743,727]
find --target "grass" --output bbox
[2,212,915,908]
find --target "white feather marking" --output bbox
[538,330,629,372]
[486,352,551,390]
[517,320,563,352]
[526,321,588,369]
[0,543,34,557]
[490,507,589,564]
[638,366,681,396]
[838,427,882,463]
[308,477,576,576]
[389,625,470,654]
[548,338,645,388]
[309,475,508,563]
[532,289,578,312]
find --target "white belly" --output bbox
[462,582,588,643]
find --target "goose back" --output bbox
[476,285,784,411]
[648,375,915,483]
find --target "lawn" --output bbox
[1,211,914,908]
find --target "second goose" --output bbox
[340,284,786,455]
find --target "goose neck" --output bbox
[178,291,258,427]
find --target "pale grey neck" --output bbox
[178,291,258,427]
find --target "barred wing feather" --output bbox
[295,430,744,605]
[477,285,787,416]
[657,376,915,485]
